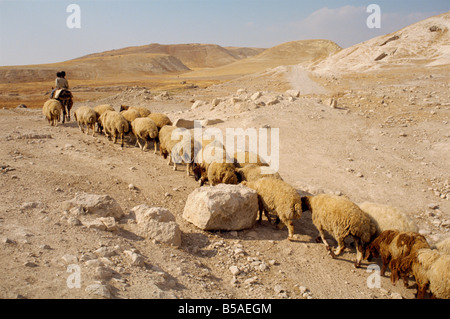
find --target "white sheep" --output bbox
[359,202,418,236]
[42,99,62,127]
[435,237,450,254]
[170,134,202,176]
[302,194,377,267]
[99,111,129,148]
[130,118,159,151]
[74,106,98,137]
[243,178,303,241]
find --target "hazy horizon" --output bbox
[0,0,448,66]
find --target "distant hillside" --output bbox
[78,43,266,69]
[0,53,190,84]
[186,39,342,78]
[311,12,450,75]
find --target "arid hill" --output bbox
[311,12,450,75]
[76,43,266,69]
[185,39,341,79]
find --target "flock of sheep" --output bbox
[42,98,449,299]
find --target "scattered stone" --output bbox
[200,119,224,126]
[173,118,196,129]
[250,92,262,100]
[229,265,240,276]
[67,216,82,226]
[285,90,300,98]
[61,193,124,219]
[267,98,279,106]
[61,254,78,265]
[183,184,258,231]
[23,262,38,267]
[324,98,338,108]
[20,201,44,210]
[191,100,204,110]
[274,284,284,294]
[85,282,112,298]
[131,205,181,246]
[124,250,145,267]
[2,237,16,244]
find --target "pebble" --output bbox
[229,265,240,276]
[85,282,112,298]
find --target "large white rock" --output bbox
[182,184,258,231]
[61,193,124,219]
[131,205,181,247]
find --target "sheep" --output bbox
[243,178,303,241]
[159,125,199,175]
[302,194,377,267]
[98,111,129,148]
[192,139,238,186]
[233,151,269,168]
[236,163,283,183]
[170,136,202,176]
[206,161,239,186]
[435,237,450,254]
[120,105,151,117]
[130,118,158,151]
[365,230,430,286]
[74,106,98,137]
[359,201,418,236]
[120,108,141,123]
[93,104,114,133]
[42,99,62,127]
[397,248,450,299]
[147,113,172,131]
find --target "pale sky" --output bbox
[0,0,448,66]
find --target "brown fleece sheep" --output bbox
[192,139,235,186]
[365,230,430,286]
[99,111,129,148]
[233,151,269,168]
[147,113,172,131]
[359,202,418,236]
[243,178,303,241]
[302,194,377,267]
[236,163,283,183]
[93,104,114,133]
[130,118,158,151]
[42,99,62,126]
[120,105,151,117]
[397,248,450,299]
[206,161,239,186]
[74,106,98,137]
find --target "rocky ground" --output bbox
[0,63,449,300]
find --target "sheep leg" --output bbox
[317,229,336,258]
[283,219,295,241]
[353,237,363,268]
[186,163,191,176]
[334,237,346,256]
[136,138,144,150]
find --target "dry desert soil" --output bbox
[0,13,449,300]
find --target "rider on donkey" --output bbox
[50,71,73,123]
